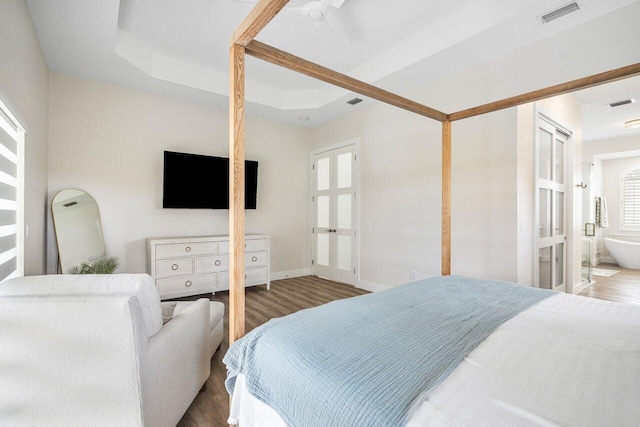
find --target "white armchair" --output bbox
[0,274,223,427]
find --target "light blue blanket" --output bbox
[224,275,555,427]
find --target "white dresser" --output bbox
[146,234,270,300]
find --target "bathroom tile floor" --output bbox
[580,263,640,305]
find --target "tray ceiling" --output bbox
[26,0,640,138]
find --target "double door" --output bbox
[312,144,358,284]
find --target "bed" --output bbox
[222,2,640,425]
[224,275,640,426]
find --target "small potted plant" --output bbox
[69,256,120,274]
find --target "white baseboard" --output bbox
[572,281,585,295]
[271,268,311,281]
[599,256,615,264]
[357,279,392,293]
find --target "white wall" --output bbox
[0,0,49,275]
[48,73,312,276]
[311,103,519,288]
[311,103,443,288]
[451,110,518,282]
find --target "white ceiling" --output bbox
[574,76,640,142]
[25,0,640,140]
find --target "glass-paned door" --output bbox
[312,144,357,284]
[535,118,568,292]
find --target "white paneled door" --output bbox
[312,143,358,285]
[535,117,568,292]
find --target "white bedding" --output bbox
[229,293,640,426]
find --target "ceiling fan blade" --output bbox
[230,0,303,7]
[317,19,347,49]
[329,0,348,8]
[324,8,355,48]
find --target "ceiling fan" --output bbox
[232,0,355,47]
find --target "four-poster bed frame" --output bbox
[228,0,640,345]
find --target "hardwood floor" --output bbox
[176,276,369,427]
[173,269,640,426]
[579,263,640,304]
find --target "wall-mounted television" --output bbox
[163,151,258,209]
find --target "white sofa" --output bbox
[0,274,224,427]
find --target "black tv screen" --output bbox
[163,151,258,209]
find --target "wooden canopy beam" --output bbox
[245,40,449,122]
[449,62,640,121]
[232,0,291,46]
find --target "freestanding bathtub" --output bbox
[604,237,640,269]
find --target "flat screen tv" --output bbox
[163,151,258,209]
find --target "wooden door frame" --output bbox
[310,138,361,286]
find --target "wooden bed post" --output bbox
[441,120,451,276]
[228,0,292,347]
[229,43,246,345]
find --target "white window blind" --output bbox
[622,169,640,228]
[0,94,25,281]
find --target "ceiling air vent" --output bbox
[347,98,363,105]
[609,99,635,108]
[538,2,580,25]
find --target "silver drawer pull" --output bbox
[215,260,221,266]
[251,256,258,262]
[185,246,191,252]
[185,280,192,287]
[244,243,247,248]
[244,273,247,279]
[171,264,179,271]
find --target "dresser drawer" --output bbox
[245,251,267,267]
[156,242,218,259]
[220,266,268,286]
[219,238,268,254]
[195,255,229,273]
[157,274,215,298]
[246,266,268,284]
[156,258,193,278]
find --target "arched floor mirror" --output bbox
[51,189,106,274]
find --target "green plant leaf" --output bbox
[68,256,120,274]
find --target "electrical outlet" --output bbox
[410,270,417,280]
